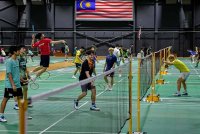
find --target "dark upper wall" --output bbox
[55,4,73,29]
[195,0,200,27]
[0,1,18,29]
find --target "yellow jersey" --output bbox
[74,50,82,64]
[173,59,190,72]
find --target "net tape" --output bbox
[29,61,130,103]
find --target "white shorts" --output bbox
[179,72,190,80]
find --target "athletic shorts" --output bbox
[75,63,81,68]
[81,83,95,92]
[179,72,190,80]
[105,69,114,77]
[4,88,23,98]
[40,55,50,67]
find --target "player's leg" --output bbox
[181,72,190,95]
[173,77,182,96]
[0,88,14,122]
[0,97,9,122]
[72,68,78,78]
[35,67,48,78]
[177,78,182,94]
[174,72,188,96]
[74,84,88,109]
[110,75,114,90]
[181,80,187,95]
[13,97,19,110]
[72,63,81,78]
[192,55,195,63]
[104,75,110,90]
[195,58,199,67]
[33,55,49,81]
[90,85,100,111]
[31,66,43,73]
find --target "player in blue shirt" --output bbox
[103,48,117,91]
[187,50,197,63]
[0,46,23,122]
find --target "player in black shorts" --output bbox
[74,50,100,111]
[0,46,23,122]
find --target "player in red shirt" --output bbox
[31,33,66,81]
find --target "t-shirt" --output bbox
[1,50,6,56]
[74,50,82,64]
[113,48,120,58]
[65,45,69,53]
[32,38,52,55]
[18,54,27,79]
[173,59,190,73]
[79,59,94,80]
[5,58,21,88]
[187,50,196,56]
[105,54,117,71]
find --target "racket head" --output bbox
[39,71,50,80]
[30,82,39,90]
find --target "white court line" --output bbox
[39,77,127,134]
[39,90,107,134]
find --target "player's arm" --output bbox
[112,62,116,69]
[8,73,17,91]
[85,70,94,85]
[6,61,17,91]
[103,61,107,72]
[163,60,173,65]
[51,40,66,45]
[31,34,36,47]
[20,76,26,83]
[25,69,30,80]
[85,71,91,78]
[31,34,40,48]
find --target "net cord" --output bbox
[30,62,129,103]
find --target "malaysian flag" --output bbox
[76,0,96,11]
[76,0,133,21]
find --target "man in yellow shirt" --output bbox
[164,55,190,96]
[72,47,85,79]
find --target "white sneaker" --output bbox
[173,92,181,97]
[108,87,112,91]
[106,84,112,91]
[72,75,76,79]
[0,116,7,122]
[13,104,19,110]
[90,105,100,111]
[27,116,32,120]
[106,84,110,90]
[28,104,33,108]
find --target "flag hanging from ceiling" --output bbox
[76,0,133,21]
[76,0,96,11]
